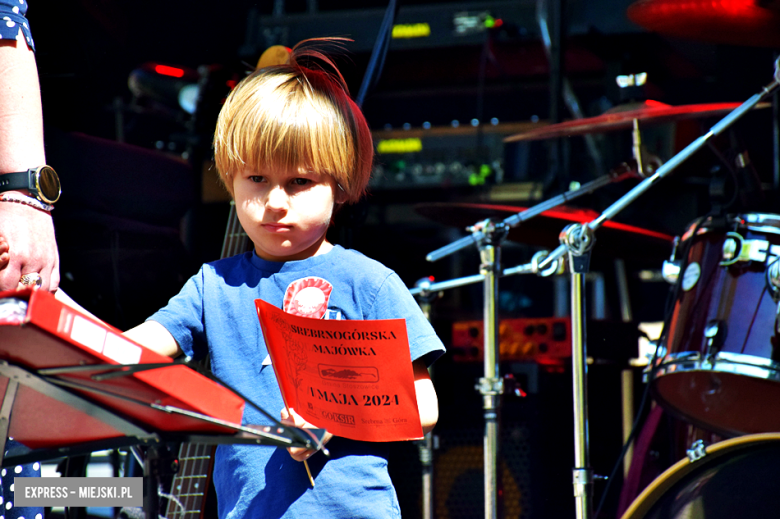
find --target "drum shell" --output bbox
[650,214,780,436]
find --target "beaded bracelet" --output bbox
[0,192,54,212]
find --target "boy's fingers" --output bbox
[285,408,307,427]
[288,447,315,462]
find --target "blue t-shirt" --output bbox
[150,245,445,519]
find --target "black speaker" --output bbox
[390,361,576,519]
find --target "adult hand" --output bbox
[0,202,59,292]
[280,407,332,462]
[0,31,56,292]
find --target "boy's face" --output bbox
[233,166,342,262]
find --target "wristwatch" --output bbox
[0,166,61,204]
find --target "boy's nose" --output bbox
[265,185,289,211]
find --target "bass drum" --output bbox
[621,433,780,519]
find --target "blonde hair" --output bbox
[213,39,373,204]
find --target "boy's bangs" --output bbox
[226,81,353,183]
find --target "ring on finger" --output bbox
[19,273,43,288]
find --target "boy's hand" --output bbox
[280,407,332,462]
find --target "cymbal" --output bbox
[504,100,768,142]
[416,202,675,261]
[627,0,780,48]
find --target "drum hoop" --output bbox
[681,213,780,241]
[621,432,780,519]
[650,351,780,382]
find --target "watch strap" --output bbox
[0,171,31,193]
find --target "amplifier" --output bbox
[451,317,571,366]
[241,1,538,55]
[370,121,540,190]
[452,318,642,365]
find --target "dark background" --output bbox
[26,1,780,518]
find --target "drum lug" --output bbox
[662,260,681,284]
[768,259,780,300]
[686,439,708,462]
[662,237,681,284]
[720,233,770,266]
[704,320,725,361]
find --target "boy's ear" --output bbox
[334,183,348,205]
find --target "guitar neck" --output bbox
[164,443,215,519]
[221,201,251,259]
[164,201,250,519]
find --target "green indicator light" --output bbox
[484,16,495,28]
[480,164,492,177]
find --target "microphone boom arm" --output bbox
[425,168,635,263]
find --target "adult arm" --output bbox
[0,28,59,292]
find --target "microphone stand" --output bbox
[413,278,440,519]
[424,154,633,519]
[410,253,562,519]
[532,59,780,519]
[423,240,563,519]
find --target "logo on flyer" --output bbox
[318,364,379,382]
[322,410,356,426]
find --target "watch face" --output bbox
[36,166,61,204]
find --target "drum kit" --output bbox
[409,2,780,517]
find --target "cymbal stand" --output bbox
[559,223,595,519]
[475,218,508,519]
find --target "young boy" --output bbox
[124,41,445,519]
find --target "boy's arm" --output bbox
[54,290,181,358]
[413,358,439,435]
[124,321,182,358]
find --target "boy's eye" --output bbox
[291,178,311,186]
[249,176,264,183]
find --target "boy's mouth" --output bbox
[262,223,292,232]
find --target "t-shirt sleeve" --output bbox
[369,272,445,366]
[0,0,35,50]
[147,268,208,360]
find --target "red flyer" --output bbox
[255,298,423,442]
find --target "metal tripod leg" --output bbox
[475,220,507,519]
[413,279,438,519]
[563,225,594,519]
